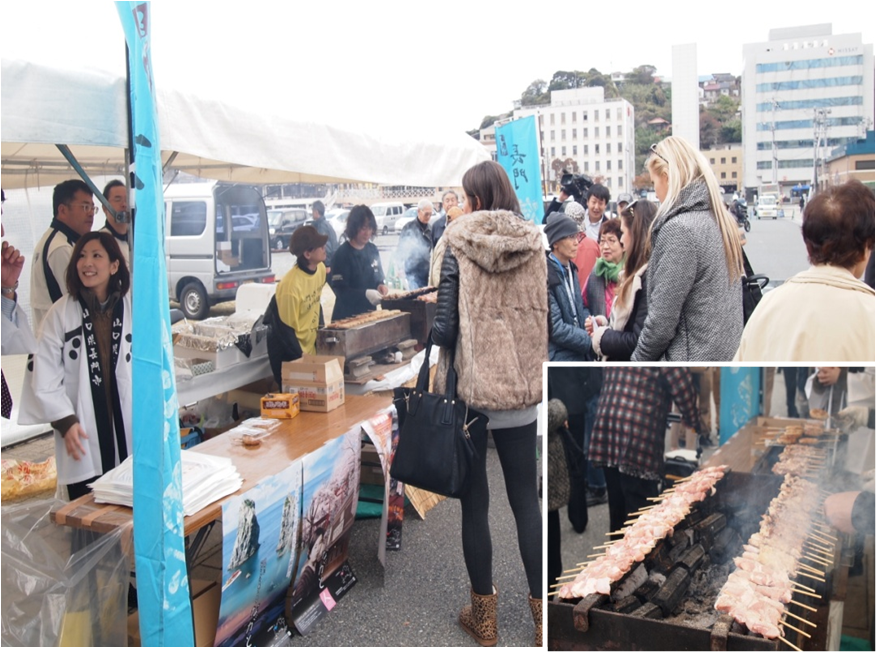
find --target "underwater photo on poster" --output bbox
[214,460,303,647]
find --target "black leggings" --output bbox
[603,467,659,535]
[460,421,543,599]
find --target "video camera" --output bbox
[560,173,594,206]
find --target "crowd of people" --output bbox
[0,130,875,649]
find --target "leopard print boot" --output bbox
[528,595,542,647]
[458,586,498,646]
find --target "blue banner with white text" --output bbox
[495,116,543,223]
[118,1,194,646]
[719,367,761,445]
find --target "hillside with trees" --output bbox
[470,66,743,192]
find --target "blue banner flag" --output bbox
[117,1,194,646]
[495,116,543,223]
[719,367,761,445]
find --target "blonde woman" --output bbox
[631,137,744,361]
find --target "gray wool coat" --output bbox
[631,181,742,361]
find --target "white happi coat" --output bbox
[18,294,133,486]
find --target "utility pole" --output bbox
[812,108,829,193]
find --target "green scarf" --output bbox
[593,257,624,283]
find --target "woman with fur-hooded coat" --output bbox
[431,161,547,647]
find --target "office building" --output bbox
[742,24,874,196]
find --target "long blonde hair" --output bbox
[646,137,743,282]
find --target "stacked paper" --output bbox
[90,451,243,516]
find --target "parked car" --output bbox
[369,202,406,235]
[165,182,275,320]
[324,208,350,244]
[268,208,309,251]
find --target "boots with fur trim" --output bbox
[528,595,543,647]
[458,586,498,646]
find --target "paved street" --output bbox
[741,205,809,289]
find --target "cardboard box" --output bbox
[261,392,300,419]
[281,355,346,413]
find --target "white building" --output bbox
[510,87,636,201]
[742,24,874,195]
[672,44,700,149]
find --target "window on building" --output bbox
[583,111,589,121]
[550,114,555,125]
[539,115,544,126]
[573,145,578,155]
[721,172,727,179]
[607,160,612,170]
[721,157,726,164]
[605,109,610,120]
[618,143,623,153]
[732,172,738,178]
[572,111,577,122]
[584,161,589,171]
[606,126,611,137]
[551,130,555,140]
[594,110,599,121]
[618,176,623,187]
[606,143,611,154]
[617,125,623,136]
[584,127,589,137]
[710,157,715,164]
[617,107,623,120]
[732,157,737,163]
[595,144,600,154]
[551,147,556,156]
[562,146,567,156]
[572,129,577,139]
[595,161,600,171]
[618,159,623,170]
[540,131,544,141]
[595,127,600,138]
[855,160,875,170]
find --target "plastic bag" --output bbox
[1,496,129,647]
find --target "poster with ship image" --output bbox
[285,425,362,635]
[359,408,404,555]
[214,461,304,647]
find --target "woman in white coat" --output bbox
[20,231,132,500]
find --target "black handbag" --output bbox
[391,338,487,498]
[741,247,769,325]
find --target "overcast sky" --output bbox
[2,1,876,136]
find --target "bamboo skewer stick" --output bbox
[780,620,811,639]
[555,574,577,581]
[801,555,831,569]
[790,581,817,594]
[549,582,567,589]
[777,634,802,651]
[808,533,835,546]
[563,566,584,573]
[605,530,626,536]
[805,553,833,566]
[806,540,834,553]
[810,524,836,540]
[791,587,822,600]
[797,561,825,576]
[796,570,826,583]
[784,611,818,628]
[789,599,818,613]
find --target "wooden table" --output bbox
[51,394,393,536]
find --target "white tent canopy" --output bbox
[1,57,489,189]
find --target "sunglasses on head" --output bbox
[650,143,669,165]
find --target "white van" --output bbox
[165,182,274,319]
[369,202,406,235]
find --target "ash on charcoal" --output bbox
[664,562,731,629]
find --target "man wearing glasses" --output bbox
[30,179,96,330]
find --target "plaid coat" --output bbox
[588,367,701,481]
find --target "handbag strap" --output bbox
[415,335,458,399]
[742,247,755,278]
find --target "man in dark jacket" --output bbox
[545,213,593,361]
[431,190,459,248]
[397,199,433,289]
[310,200,338,270]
